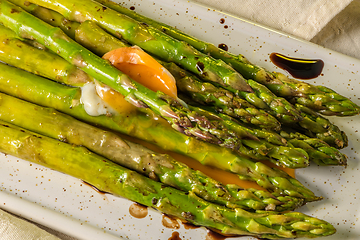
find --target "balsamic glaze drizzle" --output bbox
[269,52,324,80]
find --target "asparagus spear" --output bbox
[0,91,302,211]
[0,61,321,202]
[243,68,360,116]
[94,0,360,117]
[213,107,347,166]
[0,0,256,150]
[0,121,336,238]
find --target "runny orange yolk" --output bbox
[95,46,178,115]
[103,46,178,98]
[98,46,295,190]
[95,81,136,114]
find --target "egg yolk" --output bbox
[103,46,177,99]
[93,46,178,116]
[94,81,137,114]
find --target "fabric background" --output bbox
[1,0,360,239]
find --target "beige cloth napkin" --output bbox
[311,0,360,59]
[192,0,352,40]
[0,210,60,240]
[2,0,359,240]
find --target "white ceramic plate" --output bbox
[1,0,360,239]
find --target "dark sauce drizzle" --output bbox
[269,52,324,80]
[218,43,228,51]
[168,231,181,240]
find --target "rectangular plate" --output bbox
[1,0,360,239]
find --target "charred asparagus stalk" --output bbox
[94,0,360,117]
[0,121,336,238]
[0,61,320,202]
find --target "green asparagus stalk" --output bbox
[0,61,321,202]
[0,121,336,238]
[0,91,303,211]
[93,0,249,62]
[242,67,360,116]
[94,0,360,117]
[0,0,256,150]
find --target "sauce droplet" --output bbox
[218,43,228,51]
[168,231,181,240]
[219,18,225,24]
[129,6,135,10]
[162,214,180,229]
[129,203,148,218]
[269,52,324,80]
